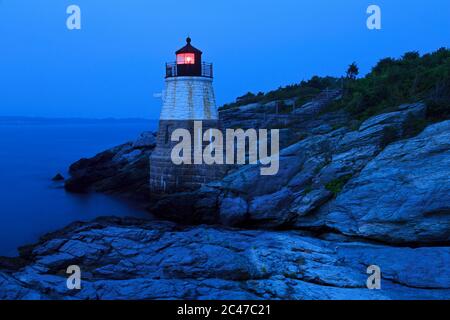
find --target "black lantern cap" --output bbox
[176,37,203,55]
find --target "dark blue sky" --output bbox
[0,0,449,119]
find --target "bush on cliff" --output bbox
[334,48,450,121]
[220,76,341,110]
[221,48,450,124]
[325,174,353,197]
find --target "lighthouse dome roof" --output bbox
[176,37,203,55]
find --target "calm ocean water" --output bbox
[0,119,157,257]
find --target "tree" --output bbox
[236,92,256,103]
[346,62,359,80]
[402,51,420,61]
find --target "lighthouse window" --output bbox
[177,53,195,65]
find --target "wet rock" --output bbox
[65,132,156,200]
[132,132,157,149]
[52,173,65,182]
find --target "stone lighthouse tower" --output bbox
[150,37,222,194]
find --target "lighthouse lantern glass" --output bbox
[177,53,195,65]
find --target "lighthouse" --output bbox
[150,38,223,194]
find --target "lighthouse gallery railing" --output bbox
[165,62,213,78]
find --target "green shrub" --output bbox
[219,76,341,110]
[426,80,450,121]
[335,48,450,122]
[302,184,313,196]
[221,48,450,124]
[325,174,353,197]
[402,115,428,138]
[380,126,399,148]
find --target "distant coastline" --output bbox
[0,116,157,126]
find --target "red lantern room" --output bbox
[166,37,213,78]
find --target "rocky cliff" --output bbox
[1,96,449,300]
[64,132,157,201]
[151,103,450,245]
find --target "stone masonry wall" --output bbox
[149,120,226,194]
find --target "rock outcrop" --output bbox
[151,103,450,245]
[51,173,65,182]
[305,120,450,244]
[64,132,156,201]
[0,217,448,300]
[59,101,448,245]
[8,97,445,300]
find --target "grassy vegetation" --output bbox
[328,48,450,122]
[221,48,450,124]
[220,76,341,111]
[325,174,353,197]
[302,184,313,196]
[380,126,399,148]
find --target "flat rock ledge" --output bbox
[0,217,448,300]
